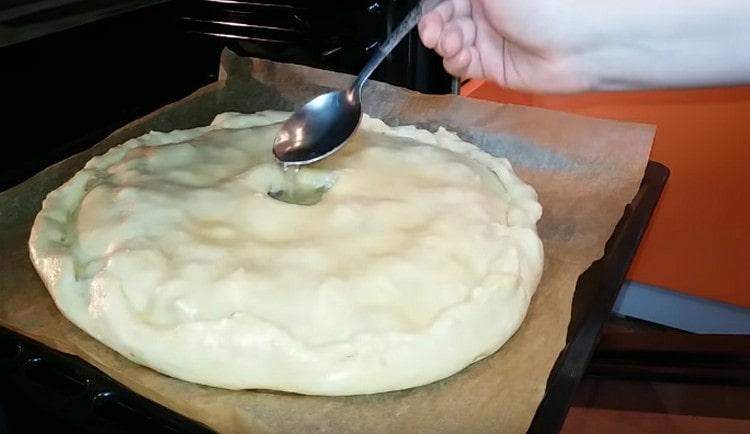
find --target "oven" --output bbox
[0,0,454,192]
[0,2,670,433]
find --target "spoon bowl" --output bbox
[271,0,440,168]
[272,90,361,166]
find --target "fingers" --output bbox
[444,46,484,79]
[418,0,479,78]
[438,17,476,59]
[418,0,471,49]
[463,46,486,79]
[418,10,443,49]
[432,0,471,22]
[450,0,471,18]
[443,49,472,76]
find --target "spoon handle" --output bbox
[352,0,444,93]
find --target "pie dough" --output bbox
[29,111,544,395]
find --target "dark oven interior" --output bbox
[0,0,453,191]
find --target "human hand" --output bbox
[418,0,750,93]
[418,0,593,93]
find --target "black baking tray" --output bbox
[0,161,669,434]
[528,161,669,433]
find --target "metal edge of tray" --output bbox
[0,161,670,434]
[527,160,670,434]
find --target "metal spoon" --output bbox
[272,0,442,167]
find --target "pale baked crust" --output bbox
[29,111,543,395]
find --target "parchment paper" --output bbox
[0,49,654,433]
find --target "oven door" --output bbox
[0,0,454,191]
[177,0,456,94]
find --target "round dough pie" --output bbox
[29,111,544,395]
